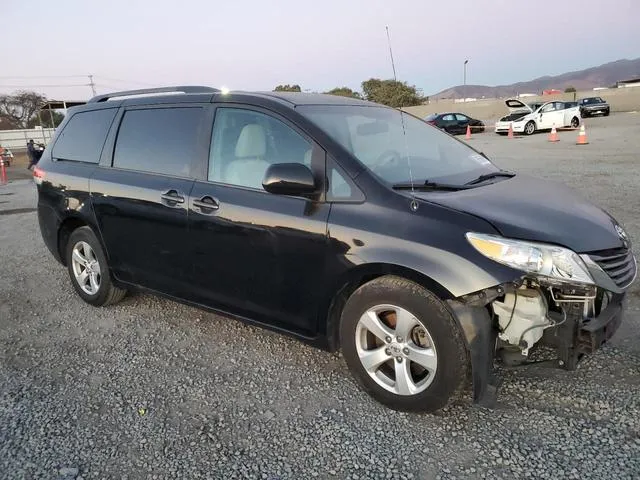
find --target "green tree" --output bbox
[324,87,361,99]
[361,79,425,108]
[28,110,65,128]
[273,84,302,92]
[0,90,46,129]
[564,86,576,93]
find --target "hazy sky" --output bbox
[1,0,638,100]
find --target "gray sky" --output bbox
[1,0,638,100]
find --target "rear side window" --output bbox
[113,107,204,177]
[52,108,117,163]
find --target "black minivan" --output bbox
[35,86,636,412]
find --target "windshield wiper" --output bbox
[392,180,471,191]
[464,170,515,186]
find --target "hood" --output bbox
[505,98,533,113]
[415,174,626,253]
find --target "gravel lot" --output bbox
[1,113,639,480]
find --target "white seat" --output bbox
[224,124,271,189]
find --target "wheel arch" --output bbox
[57,215,106,266]
[321,263,454,352]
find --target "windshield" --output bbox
[298,105,499,185]
[581,97,603,104]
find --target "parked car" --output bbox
[424,113,485,135]
[35,86,635,413]
[495,99,581,135]
[579,97,610,117]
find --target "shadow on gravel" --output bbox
[0,208,36,216]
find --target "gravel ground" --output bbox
[0,113,639,480]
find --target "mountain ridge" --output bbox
[432,58,640,99]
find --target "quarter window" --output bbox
[113,107,204,177]
[52,108,117,163]
[208,108,312,190]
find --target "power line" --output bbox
[0,84,89,88]
[95,76,157,87]
[0,75,87,79]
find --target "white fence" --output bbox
[0,127,56,150]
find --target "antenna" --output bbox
[385,26,417,210]
[385,26,398,82]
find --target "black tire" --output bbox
[571,117,580,128]
[604,109,610,117]
[66,226,126,306]
[339,275,469,413]
[524,121,536,135]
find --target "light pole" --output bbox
[463,59,469,102]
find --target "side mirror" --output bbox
[262,163,317,196]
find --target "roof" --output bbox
[617,78,640,85]
[253,91,377,107]
[41,100,87,110]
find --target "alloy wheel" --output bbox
[71,241,101,295]
[355,304,438,396]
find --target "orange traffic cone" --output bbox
[507,123,514,139]
[0,158,6,185]
[576,124,588,145]
[465,124,472,140]
[548,124,559,142]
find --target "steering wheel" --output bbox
[372,149,403,172]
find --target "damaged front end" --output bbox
[449,233,636,407]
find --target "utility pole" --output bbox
[463,60,469,102]
[88,75,96,96]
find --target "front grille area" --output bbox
[589,248,637,289]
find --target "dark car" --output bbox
[579,97,610,117]
[35,86,636,413]
[424,112,485,135]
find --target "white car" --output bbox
[494,99,581,135]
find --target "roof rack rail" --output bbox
[88,86,220,103]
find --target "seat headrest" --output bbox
[235,124,267,158]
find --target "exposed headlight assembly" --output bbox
[466,233,594,284]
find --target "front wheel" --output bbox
[571,117,580,128]
[340,276,469,412]
[524,121,536,135]
[66,226,127,306]
[604,110,610,117]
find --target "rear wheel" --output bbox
[66,227,126,306]
[524,121,536,135]
[571,117,580,128]
[339,276,469,412]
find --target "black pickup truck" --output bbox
[578,97,610,117]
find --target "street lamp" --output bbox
[463,59,469,103]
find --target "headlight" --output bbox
[466,233,594,284]
[513,117,527,123]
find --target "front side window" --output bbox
[208,108,312,190]
[299,105,498,186]
[113,107,204,177]
[541,103,556,113]
[53,108,117,163]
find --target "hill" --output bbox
[432,58,640,99]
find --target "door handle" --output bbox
[160,189,185,207]
[193,196,219,214]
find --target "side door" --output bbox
[440,114,457,134]
[454,113,471,135]
[186,105,331,335]
[537,103,557,129]
[91,105,208,295]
